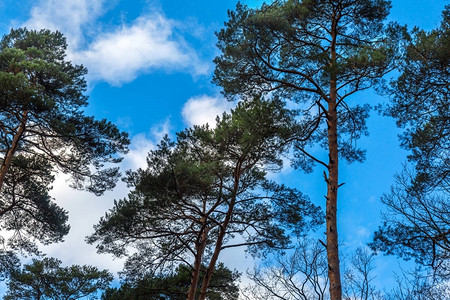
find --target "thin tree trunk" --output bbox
[198,169,240,300]
[0,110,28,192]
[327,11,342,300]
[187,225,209,300]
[198,205,234,300]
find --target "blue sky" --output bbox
[0,0,448,295]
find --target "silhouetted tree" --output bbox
[243,242,382,300]
[243,239,329,300]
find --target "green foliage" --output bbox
[385,6,449,192]
[0,251,20,281]
[214,0,400,168]
[214,1,400,298]
[0,155,69,253]
[372,6,450,278]
[88,98,323,285]
[0,27,129,253]
[102,263,240,300]
[0,28,129,196]
[3,257,113,300]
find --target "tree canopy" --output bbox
[0,155,69,253]
[0,2,447,299]
[3,257,113,300]
[0,28,129,196]
[88,98,323,300]
[0,28,129,252]
[371,6,450,279]
[102,262,240,300]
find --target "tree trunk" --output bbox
[186,225,209,300]
[198,169,240,300]
[327,11,342,300]
[326,101,342,300]
[197,210,233,300]
[0,110,28,192]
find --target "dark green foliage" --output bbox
[214,0,399,168]
[372,6,450,278]
[0,251,20,281]
[0,28,129,195]
[102,263,240,300]
[3,257,113,300]
[0,27,129,253]
[0,155,69,253]
[385,6,449,192]
[88,98,323,290]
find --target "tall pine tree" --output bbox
[213,1,400,298]
[0,28,129,196]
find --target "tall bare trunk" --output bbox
[326,99,341,300]
[327,11,342,300]
[0,110,28,192]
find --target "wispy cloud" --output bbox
[22,0,209,85]
[182,95,234,127]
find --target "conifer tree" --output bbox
[213,1,400,298]
[89,99,323,299]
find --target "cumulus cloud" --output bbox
[24,0,106,47]
[22,0,209,85]
[72,15,209,85]
[182,95,235,127]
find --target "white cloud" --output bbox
[150,118,171,142]
[356,226,370,239]
[182,95,235,127]
[123,134,154,171]
[265,151,295,182]
[72,15,209,85]
[24,0,107,47]
[123,119,170,170]
[41,174,128,276]
[22,1,210,85]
